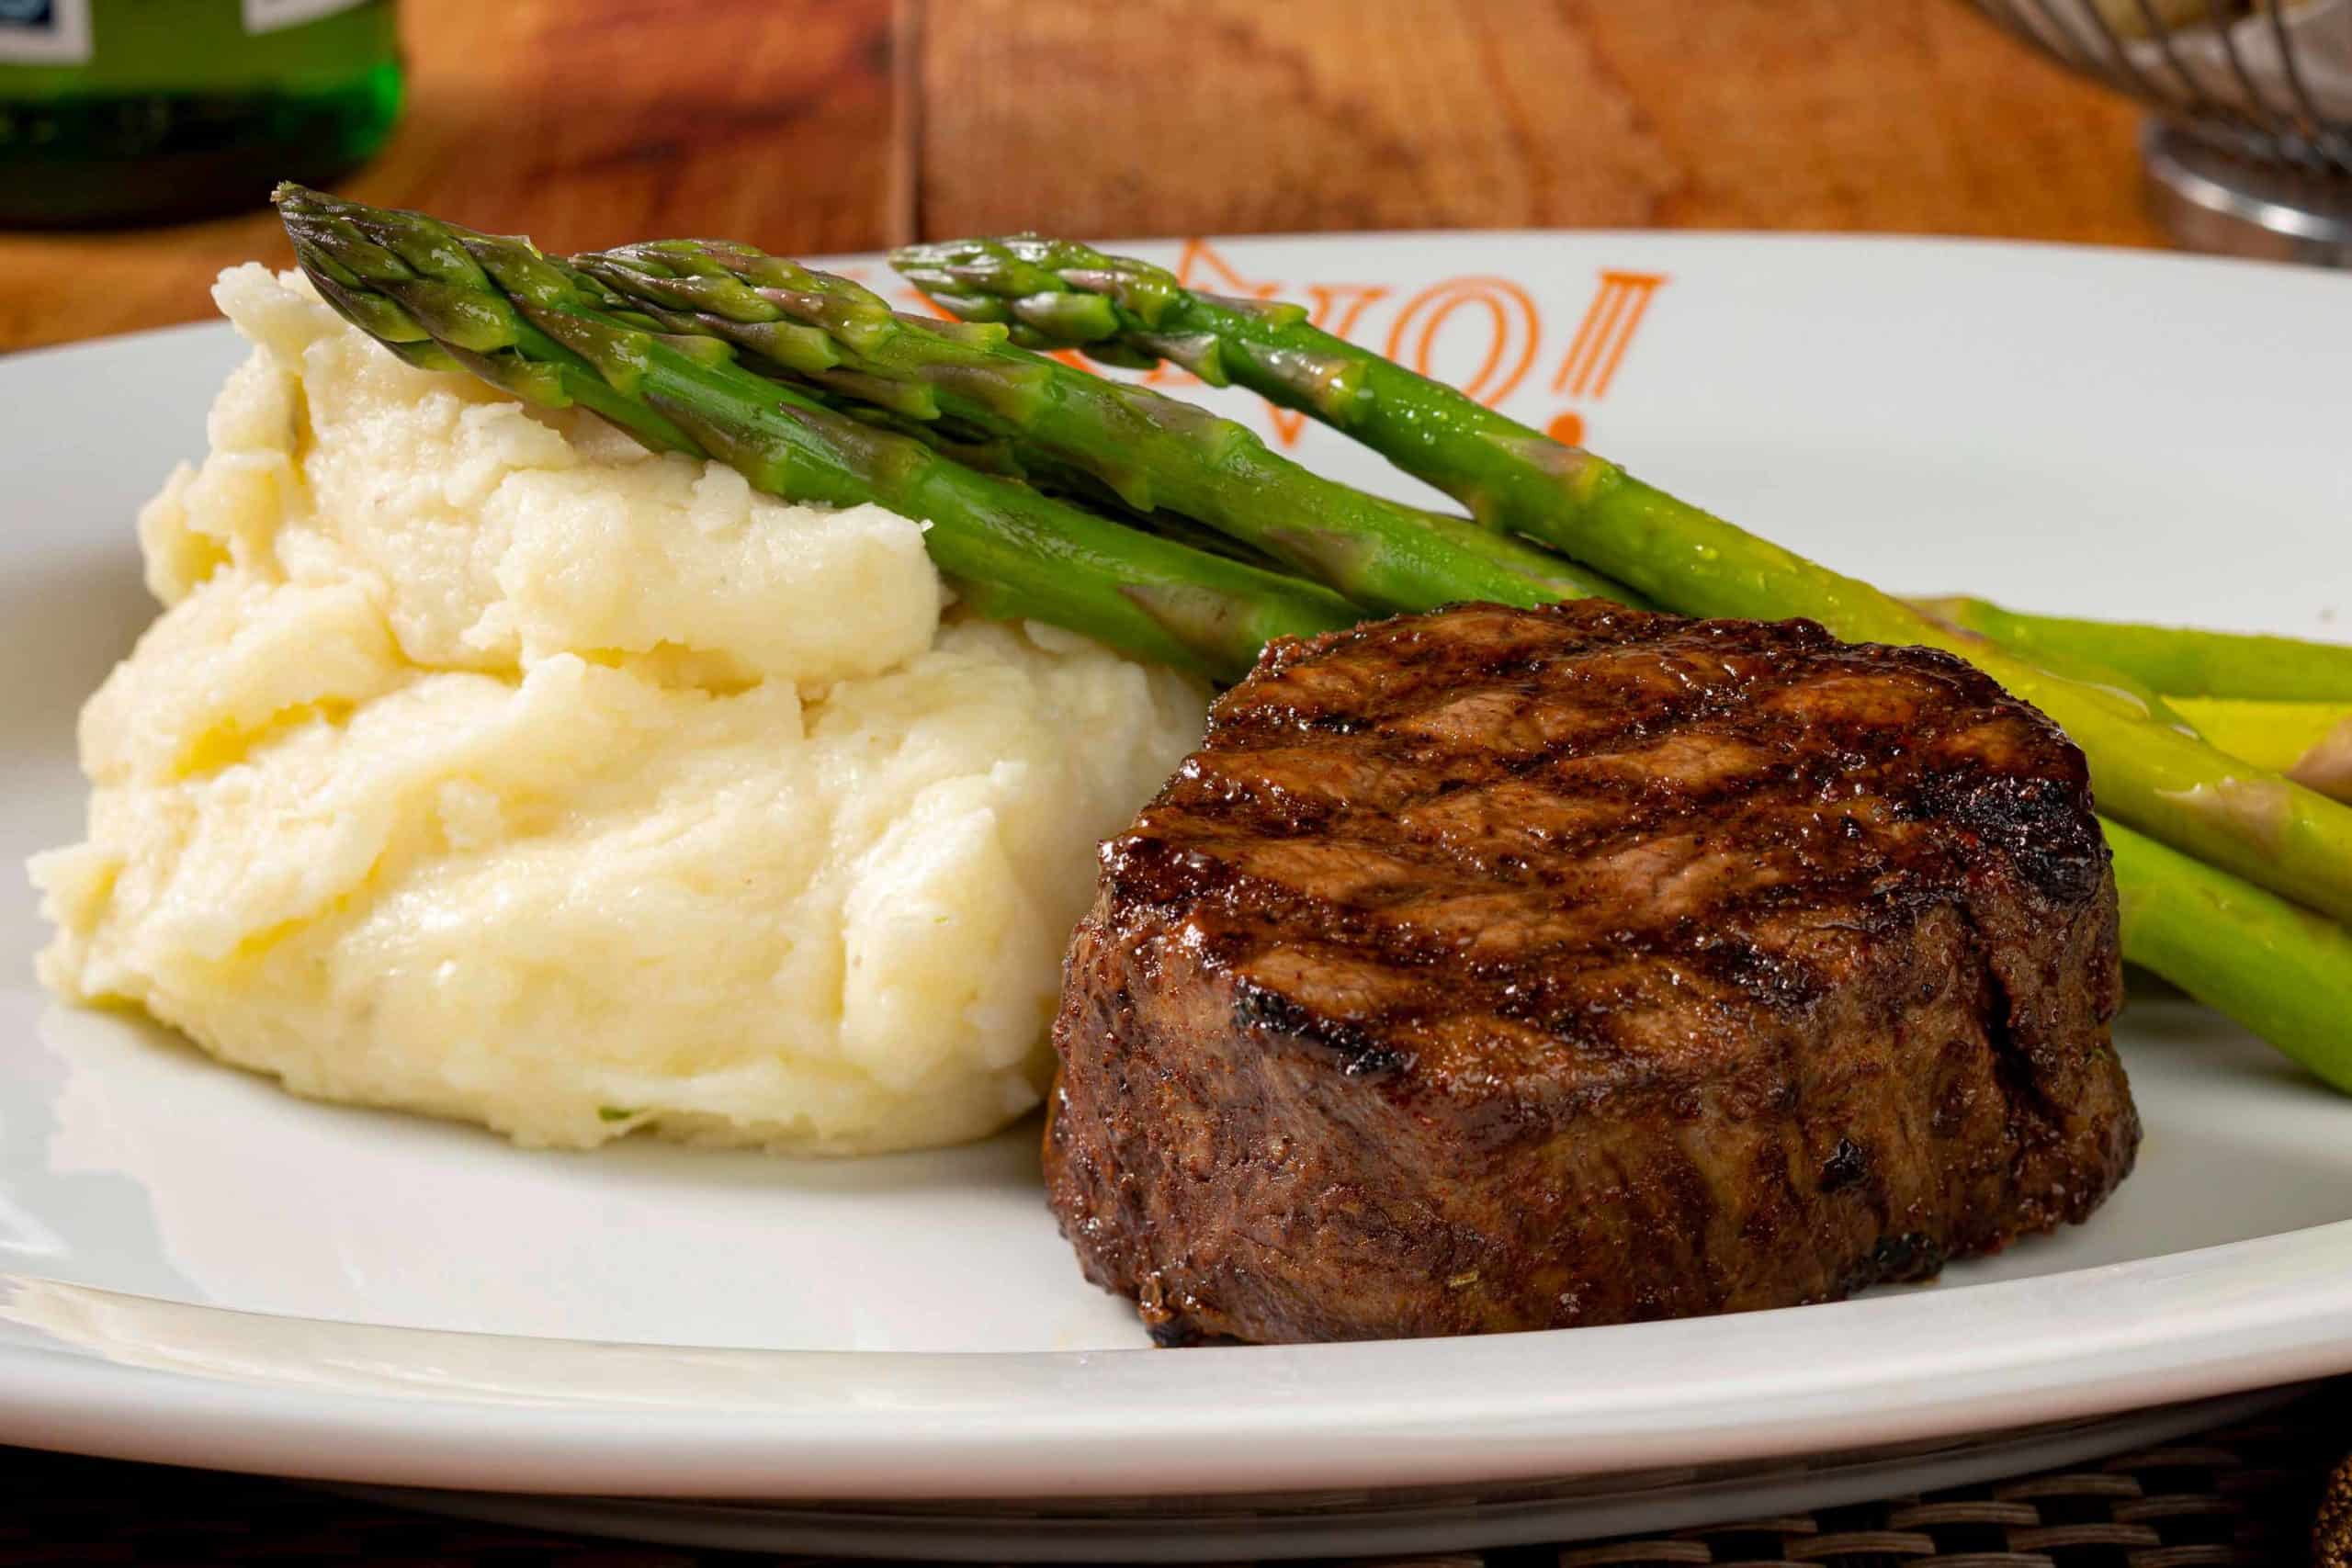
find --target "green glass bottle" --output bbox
[0,0,401,228]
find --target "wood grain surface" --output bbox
[0,0,2154,353]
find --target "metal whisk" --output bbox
[1967,0,2352,264]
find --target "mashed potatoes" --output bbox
[31,265,1207,1155]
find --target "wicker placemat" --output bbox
[2,1382,2343,1565]
[2320,1440,2351,1568]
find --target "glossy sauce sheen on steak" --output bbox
[1048,601,2139,1345]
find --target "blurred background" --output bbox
[11,0,2351,355]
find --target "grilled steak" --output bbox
[1048,600,2138,1345]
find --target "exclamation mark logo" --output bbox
[1548,270,1665,446]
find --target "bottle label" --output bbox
[243,0,368,33]
[0,0,94,65]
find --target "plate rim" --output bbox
[326,1388,2309,1561]
[2,1215,2347,1499]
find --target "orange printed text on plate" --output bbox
[1553,271,1666,401]
[1386,276,1543,412]
[886,242,1668,452]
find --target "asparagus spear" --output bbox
[2110,821,2352,1093]
[853,397,1305,573]
[779,367,1538,584]
[897,235,2352,927]
[1915,595,2352,704]
[273,186,1357,682]
[571,239,1639,617]
[273,193,2347,1085]
[2169,698,2352,802]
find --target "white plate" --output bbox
[4,232,2350,1558]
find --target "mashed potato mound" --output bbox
[31,265,1208,1155]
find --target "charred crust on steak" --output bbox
[1047,600,2140,1346]
[1819,1136,1870,1192]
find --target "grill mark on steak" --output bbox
[1049,601,2139,1344]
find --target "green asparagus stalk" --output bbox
[897,234,2352,929]
[678,365,1307,575]
[2110,821,2352,1092]
[273,186,1357,682]
[2170,698,2352,803]
[1914,596,2352,704]
[571,238,1639,618]
[767,366,1535,585]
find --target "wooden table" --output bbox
[0,0,2157,354]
